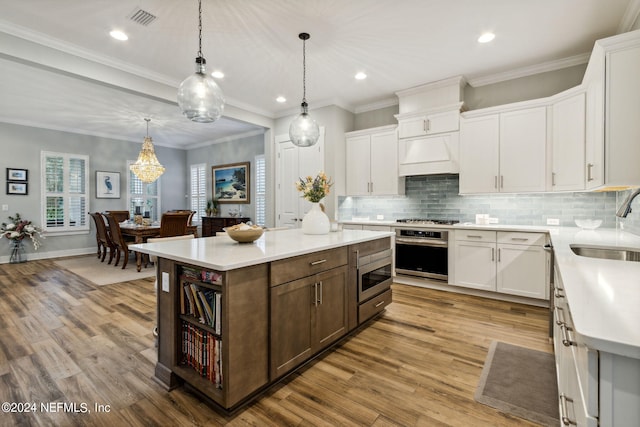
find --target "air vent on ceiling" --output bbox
[129,8,157,26]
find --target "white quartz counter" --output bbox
[130,228,393,272]
[549,227,640,359]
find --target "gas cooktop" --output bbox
[396,219,459,225]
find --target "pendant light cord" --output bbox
[197,0,203,58]
[302,36,307,104]
[145,118,150,137]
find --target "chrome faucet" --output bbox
[616,188,640,218]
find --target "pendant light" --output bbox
[289,32,320,147]
[130,118,165,183]
[177,0,225,123]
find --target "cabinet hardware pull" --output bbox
[355,249,360,269]
[587,163,594,182]
[491,248,495,261]
[370,182,373,193]
[497,248,501,262]
[313,283,318,307]
[511,237,528,241]
[560,324,576,347]
[319,281,323,305]
[375,300,385,308]
[559,394,577,425]
[552,172,556,186]
[426,119,430,132]
[554,306,565,325]
[500,175,504,188]
[310,259,327,266]
[467,235,483,239]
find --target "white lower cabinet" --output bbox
[553,263,640,427]
[453,230,548,299]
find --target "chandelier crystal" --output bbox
[177,0,225,123]
[289,32,319,147]
[130,118,165,183]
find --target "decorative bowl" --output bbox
[223,224,264,243]
[574,218,602,230]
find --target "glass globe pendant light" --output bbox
[177,0,225,123]
[130,118,165,183]
[289,32,320,147]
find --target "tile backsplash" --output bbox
[338,175,639,234]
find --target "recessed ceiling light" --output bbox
[478,32,495,43]
[355,72,367,80]
[109,30,128,41]
[276,96,286,103]
[211,71,224,79]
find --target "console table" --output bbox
[201,216,251,237]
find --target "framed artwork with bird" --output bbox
[96,171,120,198]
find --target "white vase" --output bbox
[302,203,330,235]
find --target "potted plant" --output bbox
[206,198,219,216]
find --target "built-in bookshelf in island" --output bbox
[154,257,269,410]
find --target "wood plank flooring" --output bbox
[0,258,551,426]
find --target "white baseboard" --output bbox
[0,247,95,264]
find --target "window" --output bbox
[41,151,90,233]
[190,163,207,223]
[255,154,266,226]
[127,161,161,221]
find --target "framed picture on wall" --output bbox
[96,171,121,198]
[6,168,28,181]
[6,182,28,195]
[212,162,250,204]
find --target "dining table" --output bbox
[119,223,161,271]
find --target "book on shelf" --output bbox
[180,321,222,388]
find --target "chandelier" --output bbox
[289,32,320,147]
[130,118,165,183]
[177,0,225,123]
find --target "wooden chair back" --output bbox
[89,212,115,264]
[104,213,130,269]
[159,212,191,237]
[168,210,196,225]
[105,210,130,223]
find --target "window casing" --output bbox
[41,151,90,234]
[255,154,266,226]
[190,163,207,223]
[127,161,161,221]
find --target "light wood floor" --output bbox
[0,258,551,426]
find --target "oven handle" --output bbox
[396,237,448,247]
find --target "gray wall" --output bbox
[354,105,399,131]
[0,122,186,259]
[338,175,634,230]
[186,133,265,219]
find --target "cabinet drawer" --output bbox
[271,247,348,285]
[497,232,546,246]
[359,288,392,323]
[454,230,496,242]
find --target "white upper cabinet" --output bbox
[583,30,640,189]
[345,125,404,196]
[459,105,547,194]
[397,109,460,139]
[551,90,586,191]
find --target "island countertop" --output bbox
[130,228,393,271]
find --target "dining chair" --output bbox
[105,210,130,223]
[159,212,191,237]
[146,233,195,345]
[88,212,116,264]
[169,209,198,236]
[104,213,132,269]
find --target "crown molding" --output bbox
[466,53,590,87]
[618,0,640,33]
[184,129,266,149]
[354,97,399,114]
[395,75,466,97]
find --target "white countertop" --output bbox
[549,227,640,358]
[130,228,393,271]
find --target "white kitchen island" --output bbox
[130,228,393,413]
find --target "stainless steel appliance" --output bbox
[357,248,393,302]
[394,219,458,281]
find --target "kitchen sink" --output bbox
[570,244,640,262]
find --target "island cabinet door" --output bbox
[313,265,348,351]
[270,276,313,379]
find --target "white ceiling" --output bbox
[0,0,638,148]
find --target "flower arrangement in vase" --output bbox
[1,213,44,263]
[296,172,333,234]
